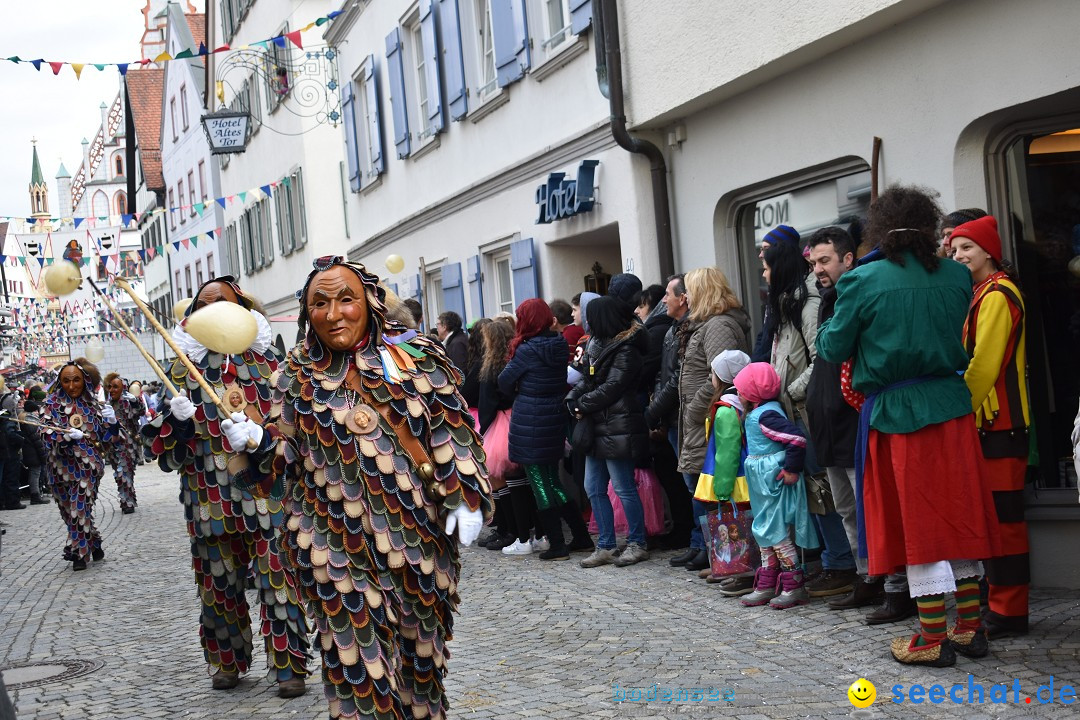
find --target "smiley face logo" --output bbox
[848,678,876,708]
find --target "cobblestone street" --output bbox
[2,462,1079,719]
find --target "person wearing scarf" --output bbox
[103,373,141,514]
[227,257,493,720]
[41,358,122,570]
[952,215,1032,641]
[141,276,311,697]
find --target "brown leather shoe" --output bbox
[698,567,712,579]
[211,671,240,690]
[827,577,885,609]
[277,676,307,698]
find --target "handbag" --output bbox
[706,502,759,578]
[570,415,594,453]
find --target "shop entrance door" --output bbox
[1000,129,1080,491]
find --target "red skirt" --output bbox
[863,416,1001,577]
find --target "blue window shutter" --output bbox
[385,27,411,158]
[388,282,399,296]
[441,262,467,323]
[363,57,385,176]
[569,0,592,34]
[419,0,444,134]
[491,0,530,88]
[510,237,538,301]
[466,255,483,318]
[412,273,423,301]
[438,0,468,120]
[341,80,361,192]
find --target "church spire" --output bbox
[30,140,44,186]
[29,139,50,230]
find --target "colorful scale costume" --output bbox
[247,263,492,720]
[106,391,142,511]
[143,327,310,683]
[41,384,120,562]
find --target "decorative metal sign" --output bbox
[201,110,252,154]
[535,160,600,224]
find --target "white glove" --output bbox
[221,412,264,451]
[170,394,196,422]
[100,404,116,424]
[444,505,484,547]
[64,429,84,442]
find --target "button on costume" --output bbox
[142,278,310,691]
[239,258,492,720]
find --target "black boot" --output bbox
[828,577,885,609]
[537,508,569,561]
[669,547,699,567]
[865,591,917,625]
[684,548,710,571]
[30,495,49,505]
[559,502,594,553]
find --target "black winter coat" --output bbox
[646,317,682,429]
[639,310,671,396]
[566,324,649,461]
[498,331,570,464]
[804,286,858,467]
[20,418,46,468]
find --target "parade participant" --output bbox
[41,358,121,570]
[103,373,140,514]
[225,256,493,720]
[142,276,310,697]
[952,215,1032,639]
[817,185,1001,666]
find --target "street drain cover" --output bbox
[1,658,105,690]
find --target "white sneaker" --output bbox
[501,539,533,556]
[531,536,550,552]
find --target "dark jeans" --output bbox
[1,457,23,507]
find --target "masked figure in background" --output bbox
[103,373,141,514]
[225,256,493,720]
[41,358,122,571]
[141,277,310,697]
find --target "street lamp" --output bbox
[200,109,252,155]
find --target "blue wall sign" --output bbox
[535,160,599,224]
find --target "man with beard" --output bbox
[142,277,310,696]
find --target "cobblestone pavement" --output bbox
[2,462,1079,719]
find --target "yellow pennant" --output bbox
[71,63,84,80]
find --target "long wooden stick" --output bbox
[4,414,69,435]
[85,279,180,398]
[110,277,257,449]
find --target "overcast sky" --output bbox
[0,1,204,219]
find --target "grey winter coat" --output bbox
[677,307,751,474]
[768,275,820,421]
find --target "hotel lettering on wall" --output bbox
[535,160,600,224]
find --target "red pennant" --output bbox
[213,45,230,53]
[181,238,190,249]
[285,30,303,49]
[48,61,63,75]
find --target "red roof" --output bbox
[185,14,206,47]
[125,68,166,191]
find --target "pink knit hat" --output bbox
[733,362,782,404]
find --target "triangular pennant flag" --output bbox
[48,61,63,75]
[175,48,194,59]
[27,218,36,225]
[172,241,180,251]
[282,176,292,188]
[138,58,152,66]
[146,247,156,261]
[191,237,199,248]
[216,197,226,209]
[213,45,230,53]
[193,202,205,216]
[121,214,134,227]
[301,22,316,32]
[30,59,43,71]
[117,63,129,76]
[36,257,45,267]
[93,63,106,71]
[272,35,287,49]
[238,191,247,203]
[316,17,329,26]
[71,63,85,79]
[0,256,6,263]
[260,184,272,198]
[6,56,20,63]
[153,51,173,63]
[181,238,190,249]
[197,43,208,56]
[206,229,215,239]
[285,30,303,49]
[252,40,270,50]
[328,10,343,19]
[81,257,91,267]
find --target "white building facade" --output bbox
[327,0,656,328]
[614,0,1080,586]
[207,0,347,349]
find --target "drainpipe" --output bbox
[594,0,674,280]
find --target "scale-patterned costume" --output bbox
[106,391,142,511]
[41,387,120,562]
[244,262,493,720]
[143,320,310,683]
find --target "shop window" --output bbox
[732,166,871,334]
[996,126,1080,491]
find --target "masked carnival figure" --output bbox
[141,277,311,697]
[225,256,493,720]
[103,373,140,513]
[41,358,122,571]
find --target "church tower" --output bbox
[29,140,50,232]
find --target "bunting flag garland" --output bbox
[1,11,341,78]
[0,173,291,229]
